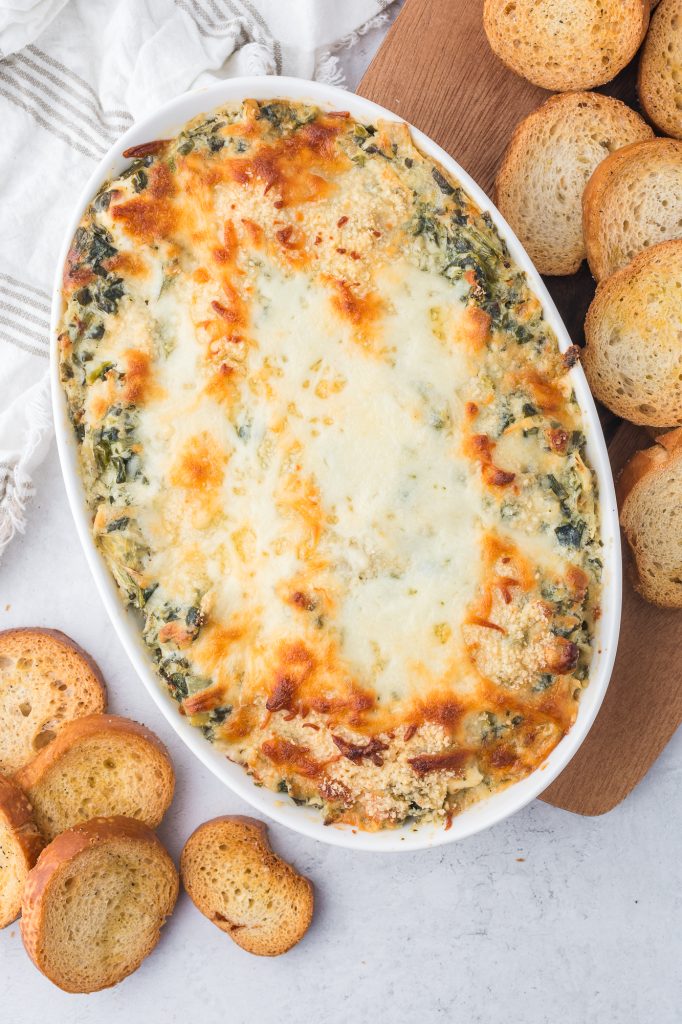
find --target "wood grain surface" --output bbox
[358,0,681,815]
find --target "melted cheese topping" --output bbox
[136,258,479,707]
[59,101,601,830]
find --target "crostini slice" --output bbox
[0,627,106,777]
[181,815,313,956]
[583,239,682,427]
[15,714,174,842]
[583,138,682,281]
[21,816,178,992]
[495,92,652,276]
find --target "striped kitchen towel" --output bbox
[0,0,397,560]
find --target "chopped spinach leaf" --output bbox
[106,516,130,532]
[555,522,585,548]
[432,167,454,195]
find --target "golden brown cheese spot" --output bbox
[228,117,348,207]
[121,349,157,406]
[308,686,375,728]
[260,737,323,778]
[546,426,569,455]
[210,219,239,267]
[217,273,250,327]
[319,777,353,806]
[486,745,518,771]
[211,299,243,326]
[458,305,491,350]
[182,683,227,715]
[205,362,239,405]
[465,532,535,636]
[265,642,316,713]
[410,694,466,735]
[241,217,264,246]
[274,224,308,265]
[265,675,296,713]
[516,297,542,322]
[328,278,384,349]
[514,369,564,414]
[111,163,178,242]
[89,375,117,423]
[217,704,259,742]
[544,637,580,675]
[276,470,324,557]
[105,251,149,279]
[200,270,252,408]
[192,620,249,685]
[169,433,227,495]
[408,749,471,777]
[566,565,590,602]
[467,616,507,634]
[332,734,388,766]
[262,633,378,731]
[464,433,516,489]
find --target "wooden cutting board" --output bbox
[358,0,682,815]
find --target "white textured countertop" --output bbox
[2,20,681,1024]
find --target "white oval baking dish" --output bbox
[50,76,622,852]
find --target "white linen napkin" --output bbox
[0,0,396,560]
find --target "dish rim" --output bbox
[50,75,622,852]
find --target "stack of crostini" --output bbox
[0,628,313,993]
[484,0,682,608]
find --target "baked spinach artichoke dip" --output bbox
[59,100,602,831]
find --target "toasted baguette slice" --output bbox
[21,816,178,992]
[0,774,44,928]
[639,0,682,140]
[583,240,682,426]
[483,0,649,92]
[583,139,682,281]
[15,714,174,842]
[617,428,682,606]
[0,628,106,777]
[181,816,313,956]
[495,93,652,276]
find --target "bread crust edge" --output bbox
[638,0,682,141]
[0,774,45,928]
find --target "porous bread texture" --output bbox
[583,138,682,280]
[495,92,653,276]
[617,427,682,606]
[21,816,178,993]
[0,774,44,928]
[583,239,682,426]
[14,714,175,841]
[483,0,650,92]
[638,0,682,139]
[181,816,313,956]
[0,628,106,776]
